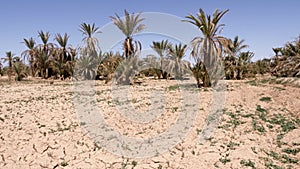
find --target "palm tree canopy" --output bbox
[55,33,69,48]
[21,37,36,61]
[151,40,170,57]
[168,43,187,61]
[79,23,101,38]
[110,10,145,37]
[2,51,15,67]
[79,23,101,54]
[38,31,50,45]
[165,43,189,78]
[184,8,230,65]
[228,36,248,56]
[23,37,35,50]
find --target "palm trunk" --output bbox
[160,55,163,79]
[202,69,211,87]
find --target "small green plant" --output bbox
[282,148,300,155]
[245,80,258,86]
[196,128,202,135]
[260,96,272,102]
[256,105,267,113]
[219,157,231,164]
[260,79,269,84]
[131,160,138,168]
[274,86,286,91]
[60,161,68,167]
[168,84,180,91]
[240,159,256,168]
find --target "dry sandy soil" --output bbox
[0,76,299,169]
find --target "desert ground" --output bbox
[0,76,299,169]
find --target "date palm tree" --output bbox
[37,31,55,78]
[165,43,189,79]
[12,57,27,81]
[38,31,54,52]
[79,23,101,56]
[54,33,75,79]
[1,51,15,80]
[224,36,248,79]
[151,40,170,79]
[110,10,145,59]
[35,47,51,79]
[236,51,254,79]
[184,8,229,87]
[76,23,101,80]
[22,37,36,77]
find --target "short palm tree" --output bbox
[12,57,27,81]
[184,8,230,87]
[110,10,145,59]
[97,52,123,82]
[236,51,254,79]
[224,36,248,79]
[22,37,36,76]
[79,23,101,56]
[151,40,170,78]
[2,51,15,80]
[165,43,189,79]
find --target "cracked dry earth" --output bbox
[0,77,300,169]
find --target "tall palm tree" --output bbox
[184,8,230,87]
[79,23,101,56]
[77,23,101,80]
[2,51,15,80]
[151,40,170,79]
[22,37,36,76]
[165,43,189,79]
[54,33,75,79]
[35,47,51,79]
[110,10,145,59]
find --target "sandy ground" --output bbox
[0,76,299,169]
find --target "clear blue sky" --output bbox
[0,0,299,61]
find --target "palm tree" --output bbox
[35,47,51,79]
[97,52,123,82]
[38,31,53,52]
[54,33,75,79]
[76,23,101,80]
[12,57,27,81]
[2,51,15,80]
[165,43,189,79]
[110,10,145,59]
[228,36,248,56]
[22,37,36,77]
[236,51,254,79]
[224,36,248,79]
[184,8,230,87]
[151,40,170,79]
[79,23,101,56]
[37,31,55,78]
